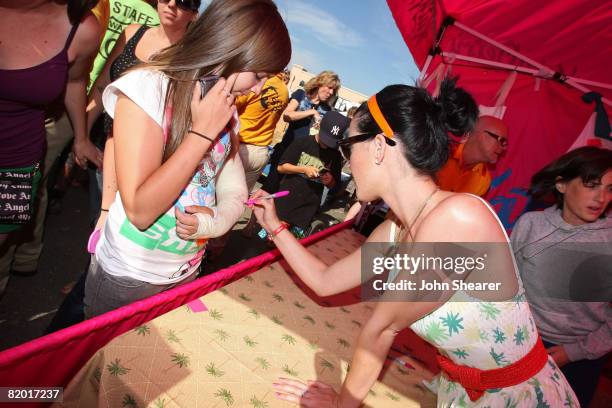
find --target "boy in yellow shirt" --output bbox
[236,71,289,191]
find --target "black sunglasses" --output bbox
[158,0,200,12]
[337,133,396,161]
[484,130,508,148]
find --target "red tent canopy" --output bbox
[387,0,612,228]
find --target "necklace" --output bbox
[395,187,439,243]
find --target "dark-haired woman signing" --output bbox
[250,79,578,407]
[512,146,612,407]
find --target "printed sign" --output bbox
[0,169,35,224]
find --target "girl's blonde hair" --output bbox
[144,0,291,159]
[303,70,341,98]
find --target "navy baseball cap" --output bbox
[318,111,350,149]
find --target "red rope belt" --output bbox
[436,336,548,401]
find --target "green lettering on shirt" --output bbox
[119,213,198,255]
[88,0,159,91]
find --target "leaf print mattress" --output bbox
[55,229,438,407]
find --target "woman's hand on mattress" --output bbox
[175,205,214,239]
[248,189,281,232]
[547,345,570,367]
[273,378,339,407]
[190,78,236,140]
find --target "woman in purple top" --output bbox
[0,0,100,291]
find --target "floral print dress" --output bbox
[388,198,580,407]
[410,291,579,407]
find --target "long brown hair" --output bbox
[144,0,291,159]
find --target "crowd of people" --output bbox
[1,0,610,407]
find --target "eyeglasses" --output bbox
[158,0,201,12]
[337,133,396,161]
[484,130,508,148]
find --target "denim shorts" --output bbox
[83,256,197,319]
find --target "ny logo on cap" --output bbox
[331,125,340,136]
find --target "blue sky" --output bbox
[200,0,419,96]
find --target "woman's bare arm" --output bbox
[65,12,103,168]
[113,97,214,229]
[338,300,442,407]
[251,191,395,296]
[282,98,318,122]
[114,79,235,229]
[93,137,117,230]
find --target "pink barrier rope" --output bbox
[0,221,353,399]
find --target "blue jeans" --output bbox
[83,256,197,318]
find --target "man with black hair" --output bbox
[270,111,349,236]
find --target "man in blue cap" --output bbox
[268,111,349,237]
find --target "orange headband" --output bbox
[367,94,394,138]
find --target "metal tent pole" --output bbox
[449,21,612,107]
[419,16,455,82]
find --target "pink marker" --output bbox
[245,190,290,205]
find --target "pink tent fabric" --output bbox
[387,0,611,228]
[0,221,352,407]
